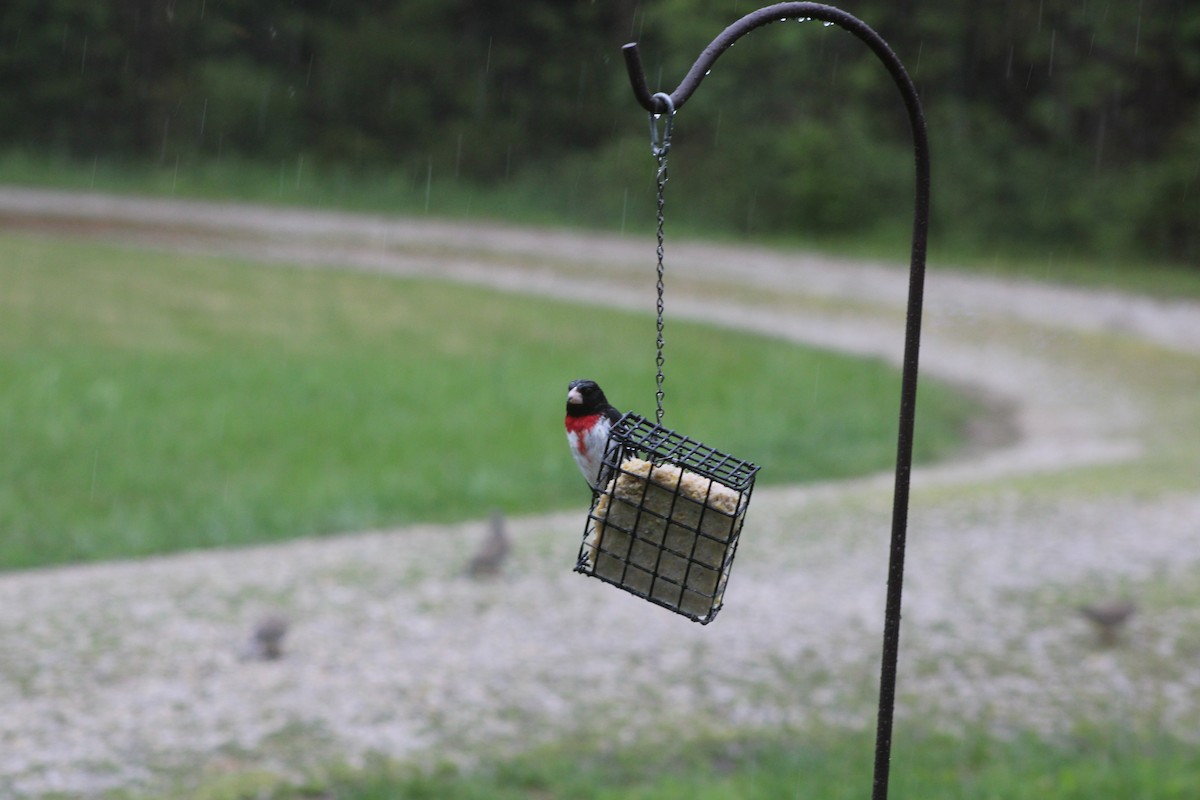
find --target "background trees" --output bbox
[1,0,1196,262]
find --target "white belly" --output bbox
[569,422,611,489]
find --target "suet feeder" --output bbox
[575,412,759,624]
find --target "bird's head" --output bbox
[566,378,610,416]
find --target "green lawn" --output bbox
[0,232,979,569]
[159,727,1199,799]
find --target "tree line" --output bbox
[1,0,1196,262]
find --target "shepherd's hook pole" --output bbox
[620,4,929,799]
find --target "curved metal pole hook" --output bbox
[623,5,929,800]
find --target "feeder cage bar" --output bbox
[576,413,760,625]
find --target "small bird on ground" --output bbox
[1078,600,1136,646]
[465,508,511,577]
[564,379,622,490]
[239,613,290,661]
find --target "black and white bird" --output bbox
[564,379,622,490]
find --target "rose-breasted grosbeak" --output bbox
[565,379,622,490]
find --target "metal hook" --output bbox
[618,5,931,800]
[649,91,676,158]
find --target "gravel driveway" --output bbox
[1,187,1199,797]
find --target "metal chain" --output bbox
[649,92,675,423]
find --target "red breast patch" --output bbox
[565,414,600,454]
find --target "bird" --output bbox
[465,508,511,577]
[564,378,622,490]
[239,613,290,661]
[1078,600,1136,646]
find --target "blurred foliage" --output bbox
[1,0,1197,263]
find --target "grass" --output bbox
[0,232,980,569]
[0,147,608,231]
[4,147,1200,301]
[150,726,1200,799]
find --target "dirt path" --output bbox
[1,187,1199,797]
